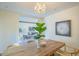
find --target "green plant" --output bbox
[34,22,46,40]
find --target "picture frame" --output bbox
[55,20,71,36]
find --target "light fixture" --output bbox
[34,2,46,14]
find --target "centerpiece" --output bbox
[34,22,46,48]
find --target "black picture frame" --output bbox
[55,20,71,37]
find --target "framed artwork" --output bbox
[55,20,71,36]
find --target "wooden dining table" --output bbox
[4,40,65,56]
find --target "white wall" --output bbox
[0,17,4,53]
[44,6,79,48]
[0,10,38,53]
[0,10,19,53]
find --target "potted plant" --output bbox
[34,22,46,48]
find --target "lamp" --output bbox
[34,2,46,14]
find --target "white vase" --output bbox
[35,40,40,48]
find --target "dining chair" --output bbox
[55,44,79,56]
[2,44,22,56]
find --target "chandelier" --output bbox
[34,2,46,14]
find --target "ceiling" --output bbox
[0,2,79,18]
